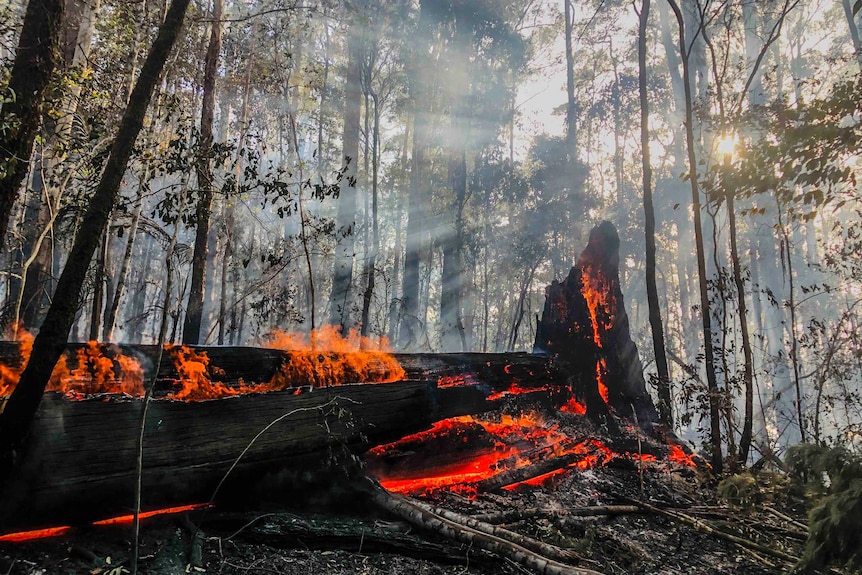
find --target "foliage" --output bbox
[717,473,760,509]
[786,443,862,574]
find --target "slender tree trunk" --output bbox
[725,188,755,464]
[88,230,108,340]
[0,0,193,470]
[328,26,363,331]
[639,0,672,427]
[666,0,722,473]
[842,0,862,65]
[183,0,223,344]
[361,93,380,339]
[0,0,65,248]
[104,175,145,341]
[399,0,431,350]
[564,0,577,165]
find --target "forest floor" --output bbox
[0,407,810,575]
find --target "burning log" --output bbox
[0,337,578,534]
[534,221,660,427]
[0,378,492,533]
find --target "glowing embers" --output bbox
[560,397,587,415]
[667,443,697,467]
[580,266,616,403]
[367,413,611,496]
[486,382,551,401]
[0,504,209,543]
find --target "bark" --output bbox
[441,4,470,352]
[665,0,722,473]
[104,170,146,341]
[0,0,193,473]
[564,0,577,165]
[0,369,500,532]
[842,0,862,66]
[727,190,754,465]
[0,0,65,247]
[638,0,672,427]
[399,0,431,350]
[328,26,363,331]
[183,0,223,344]
[360,92,380,339]
[88,230,108,340]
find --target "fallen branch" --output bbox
[408,498,588,565]
[627,498,799,564]
[368,480,605,575]
[472,508,543,524]
[764,506,808,532]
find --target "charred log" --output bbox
[534,221,659,428]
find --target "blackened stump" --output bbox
[534,221,659,428]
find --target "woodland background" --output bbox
[1,0,861,466]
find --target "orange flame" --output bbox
[560,397,587,415]
[265,326,405,388]
[668,444,697,467]
[1,326,144,399]
[581,267,615,403]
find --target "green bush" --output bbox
[786,444,862,574]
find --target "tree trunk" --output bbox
[666,0,722,473]
[0,0,193,474]
[564,0,577,166]
[88,229,108,341]
[399,0,431,350]
[360,93,380,339]
[183,0,223,345]
[104,167,146,341]
[638,0,672,428]
[726,189,754,465]
[328,26,363,331]
[842,0,862,66]
[0,0,65,247]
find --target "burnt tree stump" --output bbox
[534,221,659,428]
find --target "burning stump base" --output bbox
[534,221,659,427]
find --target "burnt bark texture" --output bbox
[0,0,192,475]
[534,221,659,428]
[183,0,223,344]
[0,0,65,248]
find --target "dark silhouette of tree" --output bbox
[0,0,193,474]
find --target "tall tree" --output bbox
[183,0,223,344]
[0,0,65,250]
[329,21,363,331]
[666,0,722,473]
[399,0,432,349]
[638,0,672,427]
[0,0,193,473]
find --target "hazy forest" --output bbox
[1,0,862,473]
